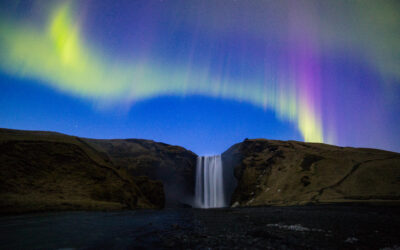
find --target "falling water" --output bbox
[195,155,226,208]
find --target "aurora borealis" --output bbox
[1,0,400,154]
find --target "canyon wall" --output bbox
[84,138,197,207]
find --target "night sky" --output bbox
[1,0,399,155]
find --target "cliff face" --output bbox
[223,139,400,207]
[3,127,400,212]
[84,139,197,207]
[0,129,166,213]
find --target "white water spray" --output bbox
[195,155,226,208]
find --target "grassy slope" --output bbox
[223,139,400,206]
[0,128,163,214]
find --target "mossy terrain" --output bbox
[0,128,166,214]
[3,127,399,213]
[223,139,400,206]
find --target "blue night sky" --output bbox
[0,0,400,154]
[0,72,301,154]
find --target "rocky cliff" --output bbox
[223,139,400,207]
[3,127,400,212]
[0,128,169,213]
[84,139,197,207]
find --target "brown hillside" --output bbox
[0,128,164,214]
[222,139,400,206]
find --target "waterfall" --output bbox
[195,155,226,208]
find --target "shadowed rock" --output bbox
[84,138,197,207]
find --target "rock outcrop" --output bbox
[223,139,400,206]
[0,128,167,213]
[84,139,197,207]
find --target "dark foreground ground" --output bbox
[0,205,399,250]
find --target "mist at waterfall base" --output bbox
[195,155,227,208]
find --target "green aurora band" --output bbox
[1,1,400,146]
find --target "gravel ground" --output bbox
[1,204,399,249]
